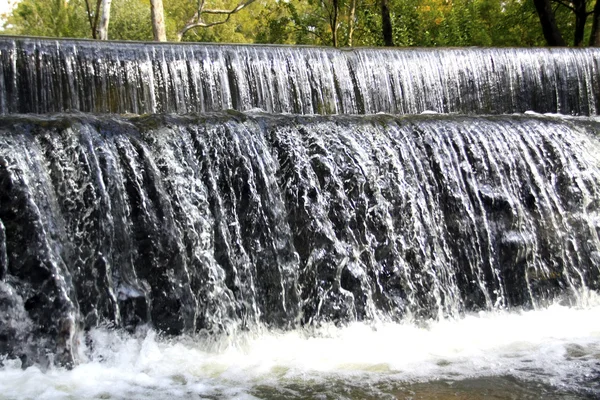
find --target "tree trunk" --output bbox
[573,0,588,46]
[330,0,339,47]
[348,0,356,46]
[150,0,167,42]
[381,0,393,46]
[96,0,112,40]
[533,0,566,46]
[591,0,600,46]
[84,0,99,39]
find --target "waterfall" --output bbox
[0,37,599,115]
[1,36,600,397]
[1,112,599,366]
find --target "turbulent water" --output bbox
[1,300,600,400]
[0,37,599,115]
[1,37,600,398]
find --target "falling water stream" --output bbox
[0,38,600,399]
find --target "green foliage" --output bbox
[2,0,599,47]
[253,4,296,44]
[5,0,91,38]
[485,0,549,46]
[109,0,154,41]
[166,0,262,43]
[375,0,544,47]
[253,0,336,45]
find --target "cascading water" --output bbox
[1,37,600,115]
[1,37,600,399]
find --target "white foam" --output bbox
[2,295,600,399]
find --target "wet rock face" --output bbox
[1,113,600,366]
[0,282,33,364]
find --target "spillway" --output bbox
[0,38,599,115]
[0,37,599,399]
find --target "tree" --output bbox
[534,0,566,45]
[573,0,589,46]
[348,0,358,46]
[96,0,111,40]
[532,0,600,46]
[83,0,100,38]
[324,0,341,47]
[150,0,167,41]
[175,0,258,41]
[380,0,393,46]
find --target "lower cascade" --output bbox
[1,111,600,387]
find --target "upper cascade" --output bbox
[0,37,599,116]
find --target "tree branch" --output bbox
[84,0,95,38]
[550,0,576,12]
[177,0,257,41]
